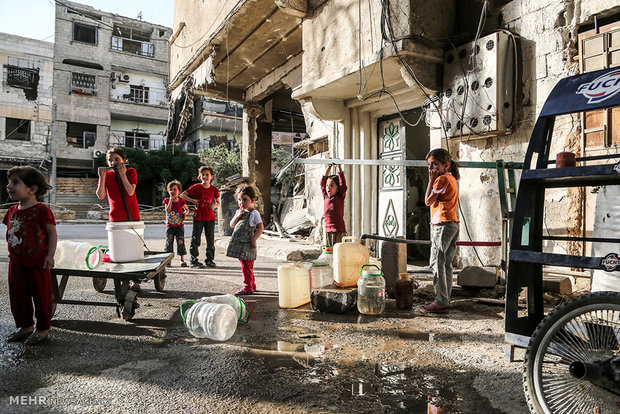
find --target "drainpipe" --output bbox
[168,22,186,46]
[50,104,57,206]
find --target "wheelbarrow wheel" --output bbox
[523,291,620,413]
[154,272,166,292]
[92,277,107,292]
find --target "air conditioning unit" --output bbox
[93,149,104,158]
[118,73,130,82]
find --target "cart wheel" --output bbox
[523,291,620,413]
[154,272,166,292]
[92,277,107,292]
[121,290,139,321]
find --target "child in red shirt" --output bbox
[420,148,460,314]
[3,166,57,345]
[96,147,140,222]
[163,180,189,267]
[321,163,347,246]
[181,166,220,268]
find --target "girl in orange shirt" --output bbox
[420,149,460,314]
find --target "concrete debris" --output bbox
[457,266,498,288]
[311,285,358,313]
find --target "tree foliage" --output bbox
[198,143,241,187]
[94,147,202,201]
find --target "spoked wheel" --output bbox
[523,291,620,413]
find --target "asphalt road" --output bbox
[0,224,529,413]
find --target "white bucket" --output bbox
[106,221,145,262]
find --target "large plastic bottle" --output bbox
[277,263,311,308]
[54,241,103,269]
[181,301,238,341]
[317,246,333,267]
[357,264,386,315]
[333,236,369,287]
[311,261,332,290]
[394,272,414,310]
[198,294,250,323]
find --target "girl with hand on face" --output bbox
[420,148,460,314]
[96,147,140,222]
[226,184,263,296]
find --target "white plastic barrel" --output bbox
[183,302,238,341]
[54,241,103,269]
[106,221,145,262]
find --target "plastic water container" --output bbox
[394,272,414,310]
[357,264,386,315]
[277,263,311,308]
[181,301,238,341]
[198,294,250,323]
[55,241,103,269]
[317,246,333,267]
[106,221,145,262]
[333,236,369,287]
[311,261,332,290]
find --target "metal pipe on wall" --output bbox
[361,110,372,236]
[351,107,360,238]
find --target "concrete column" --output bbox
[370,115,378,235]
[255,111,272,223]
[360,110,372,236]
[241,102,271,222]
[351,108,360,238]
[241,103,263,179]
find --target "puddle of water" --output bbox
[340,363,470,413]
[396,328,430,341]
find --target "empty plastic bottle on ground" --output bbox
[198,294,250,323]
[181,301,238,341]
[357,264,386,315]
[54,241,103,269]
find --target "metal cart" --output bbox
[505,67,620,413]
[51,251,173,320]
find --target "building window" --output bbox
[73,22,97,45]
[129,85,149,103]
[5,118,30,141]
[579,21,620,148]
[125,131,149,149]
[71,72,96,95]
[111,26,154,57]
[66,122,96,148]
[6,65,39,89]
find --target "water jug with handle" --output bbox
[357,264,386,315]
[317,246,333,267]
[180,301,238,341]
[333,236,369,287]
[311,260,332,291]
[54,241,104,270]
[277,262,311,308]
[197,294,250,323]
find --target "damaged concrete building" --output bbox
[170,0,619,267]
[0,34,54,204]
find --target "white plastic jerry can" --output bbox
[333,236,370,287]
[277,263,311,308]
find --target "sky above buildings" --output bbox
[0,0,174,42]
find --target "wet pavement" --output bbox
[0,224,529,413]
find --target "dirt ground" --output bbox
[0,224,529,413]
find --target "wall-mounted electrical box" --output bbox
[441,31,515,139]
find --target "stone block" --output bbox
[542,275,572,295]
[380,239,407,298]
[456,266,498,288]
[311,285,357,314]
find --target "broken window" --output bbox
[5,118,30,141]
[73,22,97,45]
[124,131,149,149]
[66,122,96,148]
[579,21,620,148]
[71,72,96,95]
[129,85,149,103]
[5,65,39,100]
[111,25,154,57]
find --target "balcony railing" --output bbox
[111,36,154,57]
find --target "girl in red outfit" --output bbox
[96,147,141,290]
[3,166,57,345]
[321,163,347,247]
[96,148,140,222]
[420,149,460,314]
